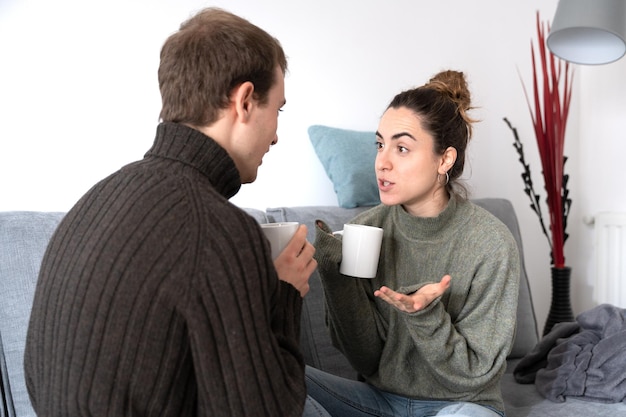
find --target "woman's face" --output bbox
[375,106,450,217]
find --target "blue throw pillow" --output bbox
[308,125,380,208]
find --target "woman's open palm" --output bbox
[374,275,451,313]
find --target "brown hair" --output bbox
[387,70,476,196]
[158,7,288,126]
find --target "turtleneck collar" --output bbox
[145,122,242,199]
[393,195,459,240]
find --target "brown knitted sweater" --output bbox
[24,122,305,416]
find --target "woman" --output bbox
[307,70,520,417]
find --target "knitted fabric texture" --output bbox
[24,122,305,416]
[314,196,520,413]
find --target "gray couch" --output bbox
[2,199,626,416]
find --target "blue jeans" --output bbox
[304,395,332,417]
[305,366,504,417]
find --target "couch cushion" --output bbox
[267,206,370,244]
[308,125,381,209]
[0,211,64,417]
[501,362,626,417]
[242,207,269,224]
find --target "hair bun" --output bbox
[425,70,476,137]
[426,70,471,111]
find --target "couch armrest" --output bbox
[472,198,539,358]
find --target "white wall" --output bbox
[3,0,626,331]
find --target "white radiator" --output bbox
[594,212,626,306]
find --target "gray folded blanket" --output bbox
[513,304,626,403]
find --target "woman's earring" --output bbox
[445,171,450,185]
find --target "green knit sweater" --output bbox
[314,196,520,413]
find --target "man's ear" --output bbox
[232,81,255,122]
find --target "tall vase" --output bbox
[543,266,575,336]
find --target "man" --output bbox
[24,7,324,416]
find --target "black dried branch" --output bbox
[503,117,552,251]
[562,157,571,244]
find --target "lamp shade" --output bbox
[547,0,626,65]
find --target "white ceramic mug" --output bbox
[260,222,299,259]
[338,224,383,278]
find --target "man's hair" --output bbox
[158,8,287,125]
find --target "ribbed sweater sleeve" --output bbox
[24,123,306,416]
